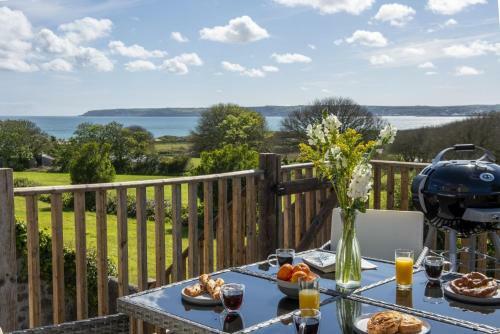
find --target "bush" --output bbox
[158,156,190,175]
[193,144,258,175]
[14,177,41,188]
[70,142,115,185]
[15,220,116,317]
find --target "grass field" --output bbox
[14,171,192,284]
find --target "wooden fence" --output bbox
[0,154,498,332]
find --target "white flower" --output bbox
[322,114,341,133]
[347,163,373,202]
[307,123,327,145]
[378,124,397,145]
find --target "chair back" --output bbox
[330,208,424,261]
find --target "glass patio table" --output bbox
[117,251,499,333]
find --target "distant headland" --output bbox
[82,104,500,117]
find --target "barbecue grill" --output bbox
[411,144,500,271]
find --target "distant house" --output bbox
[40,154,55,167]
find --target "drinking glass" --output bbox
[395,249,414,289]
[293,309,321,334]
[423,256,450,282]
[299,277,320,310]
[267,248,295,267]
[221,283,245,313]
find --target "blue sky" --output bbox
[0,0,499,115]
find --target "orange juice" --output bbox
[299,289,320,310]
[396,257,413,288]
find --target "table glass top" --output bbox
[248,298,485,334]
[240,252,397,292]
[124,271,332,333]
[359,271,499,330]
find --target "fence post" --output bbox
[258,153,281,260]
[0,168,17,331]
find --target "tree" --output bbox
[71,122,155,173]
[193,144,259,175]
[190,104,268,153]
[69,142,115,184]
[280,97,384,152]
[0,120,51,170]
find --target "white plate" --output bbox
[276,279,299,299]
[444,282,500,306]
[353,313,431,334]
[181,288,222,306]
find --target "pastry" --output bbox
[215,277,225,287]
[367,311,402,334]
[398,314,423,334]
[184,283,204,297]
[450,272,498,298]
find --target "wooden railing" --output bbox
[0,154,498,332]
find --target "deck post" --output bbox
[0,168,17,331]
[258,153,281,260]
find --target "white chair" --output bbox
[330,208,424,262]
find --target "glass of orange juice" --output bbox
[299,277,320,310]
[395,249,414,289]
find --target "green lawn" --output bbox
[14,171,192,284]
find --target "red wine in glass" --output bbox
[221,284,245,312]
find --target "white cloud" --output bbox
[37,27,114,71]
[403,47,426,56]
[262,65,279,72]
[444,18,458,26]
[108,40,167,58]
[374,3,415,27]
[273,0,375,15]
[369,54,394,65]
[0,6,37,72]
[321,88,331,93]
[59,17,112,43]
[308,44,316,50]
[425,71,438,75]
[41,58,73,72]
[160,53,203,75]
[333,39,343,46]
[418,61,436,69]
[221,61,277,78]
[345,30,388,47]
[199,16,269,43]
[271,52,312,63]
[221,61,245,72]
[242,68,265,78]
[443,40,500,58]
[171,31,189,43]
[125,60,157,72]
[427,0,486,15]
[455,65,483,76]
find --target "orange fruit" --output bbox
[305,272,318,281]
[292,263,310,275]
[277,264,294,281]
[290,271,308,283]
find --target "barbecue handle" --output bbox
[432,144,496,164]
[453,144,475,151]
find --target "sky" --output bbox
[0,0,499,116]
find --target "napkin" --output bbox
[302,251,377,273]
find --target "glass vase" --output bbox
[335,209,362,288]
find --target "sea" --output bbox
[0,115,468,139]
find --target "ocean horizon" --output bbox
[0,115,468,139]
